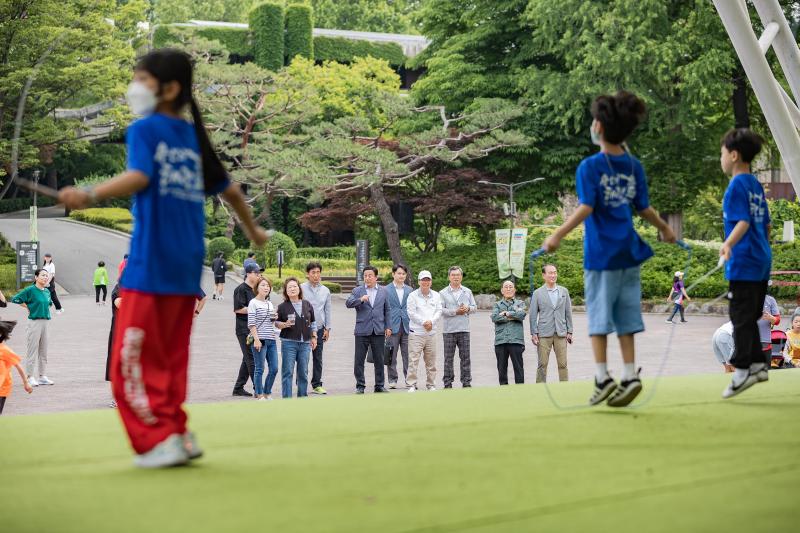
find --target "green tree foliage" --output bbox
[151,0,225,24]
[264,231,297,268]
[207,236,236,262]
[0,0,145,188]
[285,3,314,61]
[250,1,284,71]
[413,0,742,216]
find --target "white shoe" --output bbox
[388,382,397,389]
[56,309,64,315]
[751,363,769,383]
[722,374,758,399]
[133,434,189,468]
[38,376,54,385]
[257,397,267,401]
[108,400,117,408]
[407,387,416,393]
[28,376,39,387]
[427,386,437,392]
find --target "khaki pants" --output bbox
[25,319,49,379]
[407,335,437,389]
[537,336,568,382]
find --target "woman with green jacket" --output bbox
[491,280,528,385]
[93,261,109,305]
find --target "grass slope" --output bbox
[2,372,799,532]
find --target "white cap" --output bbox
[418,270,432,280]
[674,271,684,277]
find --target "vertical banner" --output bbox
[495,229,511,279]
[510,227,528,279]
[356,239,369,285]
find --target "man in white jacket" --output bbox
[406,270,442,392]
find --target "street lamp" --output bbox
[479,177,545,282]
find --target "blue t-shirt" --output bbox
[722,173,771,281]
[123,113,229,295]
[576,151,653,270]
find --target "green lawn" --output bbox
[2,371,799,532]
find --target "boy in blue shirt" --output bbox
[544,91,675,407]
[718,128,772,398]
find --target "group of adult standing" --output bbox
[228,260,575,398]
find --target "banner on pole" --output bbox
[495,229,511,279]
[510,228,528,278]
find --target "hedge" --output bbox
[69,208,132,232]
[296,246,356,260]
[313,36,406,66]
[250,2,284,71]
[285,3,313,62]
[0,196,55,214]
[153,26,252,57]
[0,264,15,292]
[288,257,392,274]
[153,26,408,68]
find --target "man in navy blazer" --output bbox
[386,263,413,388]
[345,265,392,394]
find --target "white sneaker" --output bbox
[427,386,437,392]
[751,363,769,383]
[388,382,397,389]
[38,376,54,385]
[722,374,758,399]
[407,387,416,393]
[56,309,64,315]
[133,434,189,468]
[28,376,39,387]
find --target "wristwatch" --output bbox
[80,185,98,206]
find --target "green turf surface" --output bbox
[2,371,799,532]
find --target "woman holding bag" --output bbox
[248,278,279,401]
[275,278,317,398]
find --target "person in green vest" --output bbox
[11,269,53,387]
[93,261,110,305]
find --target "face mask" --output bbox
[126,81,157,116]
[590,119,602,146]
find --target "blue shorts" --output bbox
[584,266,644,336]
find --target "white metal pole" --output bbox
[713,0,800,195]
[752,0,800,106]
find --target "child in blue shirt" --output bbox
[718,128,772,399]
[59,49,267,468]
[544,91,675,407]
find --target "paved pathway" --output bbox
[2,288,729,415]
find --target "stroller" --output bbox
[770,329,790,369]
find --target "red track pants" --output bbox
[111,290,195,454]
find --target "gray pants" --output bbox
[25,319,49,378]
[388,330,409,384]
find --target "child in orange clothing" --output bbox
[0,320,34,414]
[784,315,800,368]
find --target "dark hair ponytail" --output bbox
[591,90,646,144]
[135,49,228,194]
[0,320,17,343]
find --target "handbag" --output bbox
[384,338,394,367]
[246,301,273,346]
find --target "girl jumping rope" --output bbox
[59,49,267,468]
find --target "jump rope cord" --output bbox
[529,240,724,410]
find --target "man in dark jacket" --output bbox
[211,252,227,300]
[231,263,262,397]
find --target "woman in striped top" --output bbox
[248,278,279,401]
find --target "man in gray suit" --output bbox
[346,265,392,394]
[386,264,413,388]
[529,264,573,382]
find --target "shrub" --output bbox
[69,208,132,231]
[285,3,313,61]
[250,1,284,71]
[0,264,15,292]
[321,281,341,293]
[207,236,236,263]
[296,246,356,260]
[264,231,298,268]
[0,196,55,214]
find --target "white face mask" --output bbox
[590,119,602,146]
[126,81,157,116]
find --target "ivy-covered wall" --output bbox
[313,36,405,66]
[285,3,314,62]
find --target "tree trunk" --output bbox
[661,212,684,242]
[732,62,750,128]
[369,182,406,270]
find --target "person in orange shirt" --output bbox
[0,320,34,414]
[783,315,800,368]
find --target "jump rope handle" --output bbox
[529,247,547,260]
[675,240,691,251]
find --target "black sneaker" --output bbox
[355,388,365,394]
[443,384,453,389]
[374,388,388,393]
[232,389,253,397]
[607,370,643,408]
[589,375,617,406]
